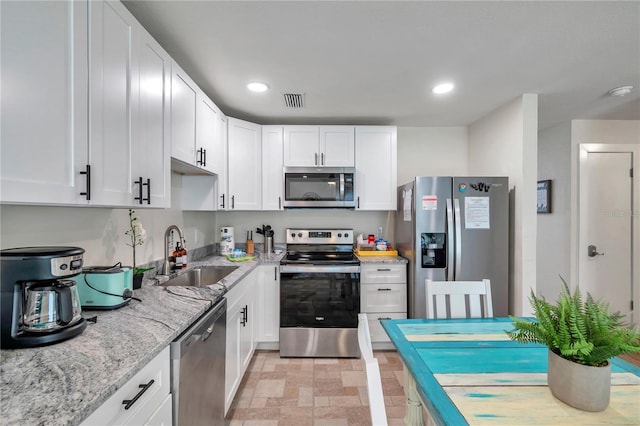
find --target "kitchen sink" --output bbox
[159,266,239,287]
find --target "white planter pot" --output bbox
[547,349,611,412]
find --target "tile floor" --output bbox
[225,350,407,426]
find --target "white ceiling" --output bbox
[122,1,640,129]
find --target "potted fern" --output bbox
[507,278,640,412]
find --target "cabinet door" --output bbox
[215,116,229,210]
[196,93,220,175]
[89,0,137,206]
[1,0,88,205]
[283,126,320,166]
[143,394,172,426]
[258,265,280,342]
[355,126,397,210]
[320,126,355,167]
[171,63,197,166]
[262,126,284,210]
[132,28,171,208]
[224,287,243,415]
[227,118,262,210]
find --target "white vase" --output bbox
[547,349,611,412]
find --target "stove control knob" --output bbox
[337,233,342,238]
[291,233,296,238]
[344,232,349,238]
[298,232,303,238]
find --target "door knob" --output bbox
[588,245,604,257]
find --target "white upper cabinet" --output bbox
[320,126,356,167]
[171,63,198,167]
[90,0,169,207]
[196,94,221,175]
[227,118,262,210]
[262,126,284,210]
[132,22,171,208]
[355,126,397,210]
[1,0,170,208]
[89,0,137,206]
[1,0,89,205]
[283,126,355,167]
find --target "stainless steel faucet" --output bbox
[162,225,185,275]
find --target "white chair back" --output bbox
[425,279,493,319]
[357,313,388,426]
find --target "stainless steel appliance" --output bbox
[171,298,226,426]
[396,177,509,318]
[280,228,360,357]
[1,246,87,348]
[283,167,356,208]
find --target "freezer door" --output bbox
[410,177,452,318]
[452,177,509,316]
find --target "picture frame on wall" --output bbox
[537,180,552,214]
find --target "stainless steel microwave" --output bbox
[283,167,356,208]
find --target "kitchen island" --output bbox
[0,252,283,426]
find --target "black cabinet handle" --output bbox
[220,194,225,209]
[357,196,360,209]
[278,196,281,210]
[274,266,277,280]
[134,177,143,204]
[203,148,207,167]
[143,178,151,205]
[240,306,247,326]
[122,379,155,410]
[376,268,391,272]
[80,165,91,200]
[231,195,235,209]
[197,148,204,166]
[377,288,392,292]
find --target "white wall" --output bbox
[537,122,571,298]
[396,127,468,185]
[0,173,218,267]
[468,94,538,316]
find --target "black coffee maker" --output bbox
[1,246,87,348]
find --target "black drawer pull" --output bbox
[376,268,391,272]
[378,317,391,321]
[122,379,155,410]
[377,288,392,291]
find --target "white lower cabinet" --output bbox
[224,270,258,415]
[257,265,280,345]
[360,263,407,344]
[81,346,171,426]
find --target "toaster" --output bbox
[72,266,133,310]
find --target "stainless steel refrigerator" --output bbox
[396,176,510,318]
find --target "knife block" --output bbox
[246,239,254,255]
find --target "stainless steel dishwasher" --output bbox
[170,298,226,426]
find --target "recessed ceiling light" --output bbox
[608,85,633,97]
[432,82,455,94]
[247,82,269,93]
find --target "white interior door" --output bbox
[580,151,633,320]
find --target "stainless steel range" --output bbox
[279,228,360,357]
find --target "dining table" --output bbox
[381,317,640,426]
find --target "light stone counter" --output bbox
[0,251,283,426]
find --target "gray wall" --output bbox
[537,122,571,298]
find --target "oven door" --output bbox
[280,264,360,328]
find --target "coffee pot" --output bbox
[23,280,83,332]
[1,246,87,348]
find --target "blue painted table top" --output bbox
[381,318,640,426]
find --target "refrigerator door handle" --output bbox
[454,198,462,280]
[446,198,454,281]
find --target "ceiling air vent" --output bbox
[283,93,305,108]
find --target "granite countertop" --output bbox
[0,251,283,426]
